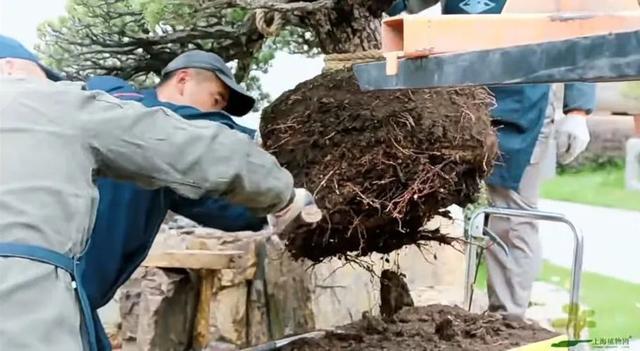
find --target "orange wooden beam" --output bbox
[502,0,638,13]
[382,12,640,57]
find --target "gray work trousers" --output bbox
[485,118,554,318]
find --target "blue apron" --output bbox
[0,243,97,351]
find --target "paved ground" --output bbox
[538,199,640,284]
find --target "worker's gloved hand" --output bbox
[555,112,590,165]
[267,188,322,234]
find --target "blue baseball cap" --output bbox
[0,34,62,81]
[161,50,255,117]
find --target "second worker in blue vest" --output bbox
[81,50,309,350]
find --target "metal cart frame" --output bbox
[463,207,585,339]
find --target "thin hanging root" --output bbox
[339,253,380,279]
[267,136,291,152]
[346,183,382,210]
[314,167,338,197]
[387,162,451,219]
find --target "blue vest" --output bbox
[81,76,265,350]
[443,0,506,14]
[443,0,550,190]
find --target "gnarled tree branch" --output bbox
[38,0,396,106]
[202,0,334,12]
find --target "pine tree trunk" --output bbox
[301,1,394,54]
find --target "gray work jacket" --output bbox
[0,77,293,350]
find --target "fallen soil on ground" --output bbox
[282,304,558,351]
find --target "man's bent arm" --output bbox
[170,195,267,232]
[70,87,294,216]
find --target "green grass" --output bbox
[474,259,488,292]
[473,260,640,339]
[541,262,640,339]
[540,164,640,212]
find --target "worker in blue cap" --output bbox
[80,50,312,350]
[0,35,63,80]
[0,34,311,351]
[385,1,596,320]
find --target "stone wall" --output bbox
[117,229,315,350]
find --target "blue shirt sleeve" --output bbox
[85,76,134,94]
[169,194,267,232]
[563,83,596,114]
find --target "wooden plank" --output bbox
[192,269,215,350]
[381,12,640,57]
[141,250,243,270]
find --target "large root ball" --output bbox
[261,69,497,261]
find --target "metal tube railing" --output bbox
[463,207,584,339]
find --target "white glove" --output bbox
[267,188,322,234]
[555,112,590,165]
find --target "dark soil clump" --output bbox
[281,305,558,351]
[379,269,413,320]
[261,69,497,261]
